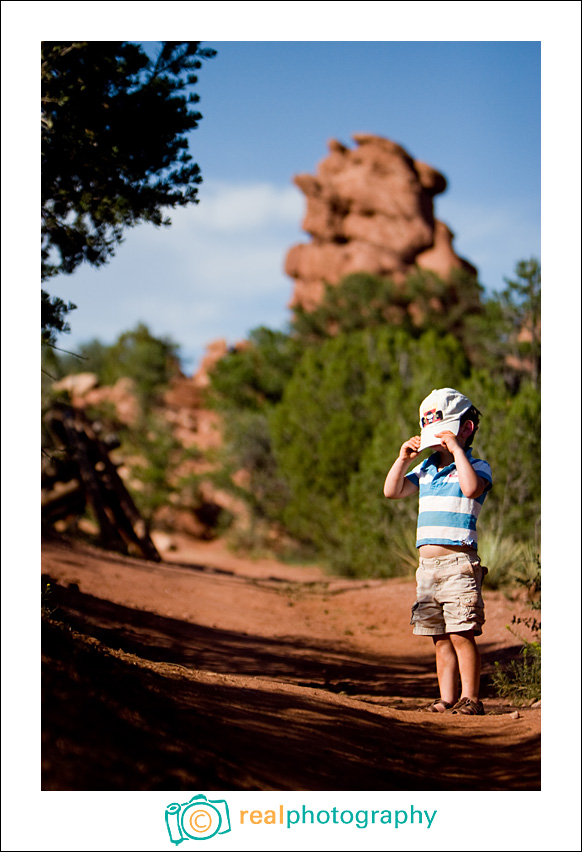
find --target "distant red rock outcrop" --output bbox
[285,134,476,311]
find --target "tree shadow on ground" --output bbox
[42,580,540,792]
[43,576,435,699]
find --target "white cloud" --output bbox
[190,181,303,232]
[51,179,305,371]
[50,178,542,372]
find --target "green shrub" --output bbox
[204,263,541,575]
[479,533,528,589]
[491,549,541,705]
[479,533,541,592]
[492,640,541,703]
[209,327,302,412]
[45,322,181,408]
[270,326,470,575]
[123,411,184,522]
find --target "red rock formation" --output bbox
[191,338,229,390]
[48,351,248,542]
[285,134,476,310]
[52,373,140,425]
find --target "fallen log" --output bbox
[44,404,161,562]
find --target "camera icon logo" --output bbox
[165,794,232,843]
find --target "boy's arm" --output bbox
[435,431,488,499]
[384,436,421,499]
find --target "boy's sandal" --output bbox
[451,697,485,716]
[419,698,454,713]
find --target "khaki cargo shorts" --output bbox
[410,552,486,636]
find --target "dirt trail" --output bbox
[41,534,540,791]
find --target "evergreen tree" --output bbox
[47,323,181,408]
[464,258,541,390]
[291,268,483,346]
[269,327,470,565]
[207,261,541,574]
[500,258,541,389]
[41,41,216,341]
[209,327,302,412]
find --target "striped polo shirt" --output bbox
[405,448,492,549]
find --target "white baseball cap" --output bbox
[418,387,473,451]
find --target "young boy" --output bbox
[383,388,492,715]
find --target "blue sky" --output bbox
[48,39,542,372]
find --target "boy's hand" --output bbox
[434,430,461,453]
[385,436,421,498]
[399,435,421,460]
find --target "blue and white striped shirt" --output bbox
[405,448,492,549]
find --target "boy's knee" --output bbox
[449,629,478,646]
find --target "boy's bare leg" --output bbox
[449,630,481,701]
[432,635,459,706]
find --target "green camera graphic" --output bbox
[165,794,232,843]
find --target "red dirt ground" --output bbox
[41,533,540,791]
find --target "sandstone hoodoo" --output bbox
[285,134,476,311]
